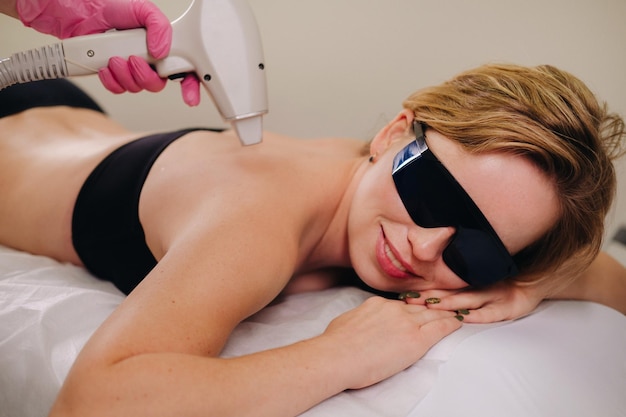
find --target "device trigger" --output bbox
[167,73,188,81]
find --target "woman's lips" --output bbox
[376,228,415,279]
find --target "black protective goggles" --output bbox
[391,121,519,287]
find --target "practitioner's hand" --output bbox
[402,281,547,323]
[322,297,462,390]
[16,0,201,105]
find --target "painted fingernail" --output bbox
[398,291,421,300]
[455,315,465,322]
[456,309,470,315]
[425,297,441,304]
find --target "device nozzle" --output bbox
[232,115,263,146]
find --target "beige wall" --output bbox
[1,0,625,239]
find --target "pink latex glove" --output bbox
[16,0,201,106]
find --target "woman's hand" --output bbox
[15,0,200,105]
[403,281,547,323]
[405,252,626,321]
[322,296,462,389]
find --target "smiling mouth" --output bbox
[384,243,407,273]
[377,228,417,279]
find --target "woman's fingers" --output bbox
[401,289,476,308]
[401,283,544,323]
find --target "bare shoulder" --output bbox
[140,130,363,257]
[78,202,302,365]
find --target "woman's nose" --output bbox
[408,226,456,262]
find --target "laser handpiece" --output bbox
[0,0,268,146]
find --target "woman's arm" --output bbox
[550,251,626,314]
[52,297,459,417]
[0,0,17,17]
[50,219,461,417]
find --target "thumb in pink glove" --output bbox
[17,0,200,106]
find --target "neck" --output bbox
[298,155,370,272]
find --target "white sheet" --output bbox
[1,244,625,417]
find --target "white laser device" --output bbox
[0,0,268,146]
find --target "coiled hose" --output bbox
[0,44,68,90]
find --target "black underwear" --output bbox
[72,128,217,295]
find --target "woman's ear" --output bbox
[369,109,415,158]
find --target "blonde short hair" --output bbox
[403,64,625,289]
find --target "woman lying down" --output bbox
[0,64,625,417]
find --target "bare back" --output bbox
[0,106,365,275]
[0,107,138,262]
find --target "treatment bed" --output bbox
[1,244,625,417]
